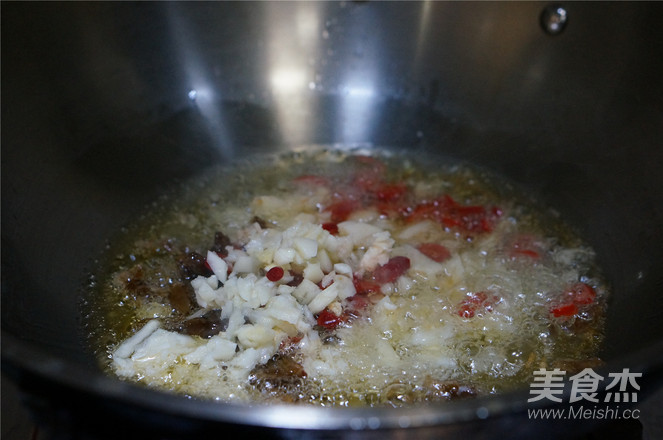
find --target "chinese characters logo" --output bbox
[528,367,641,403]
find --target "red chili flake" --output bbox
[509,234,543,260]
[512,249,540,259]
[266,266,285,282]
[352,276,382,295]
[458,303,475,319]
[279,335,303,351]
[551,303,579,318]
[567,282,596,305]
[372,256,411,284]
[465,291,488,304]
[404,195,500,234]
[373,183,411,217]
[321,222,339,235]
[353,174,380,193]
[453,202,494,233]
[346,294,370,311]
[351,156,388,192]
[457,291,498,318]
[417,243,452,262]
[550,282,597,318]
[375,183,408,203]
[405,202,432,223]
[325,199,361,223]
[316,308,344,329]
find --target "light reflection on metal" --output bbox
[340,81,377,144]
[270,68,308,95]
[413,0,435,77]
[344,86,375,98]
[266,2,321,145]
[165,3,233,157]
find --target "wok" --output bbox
[2,2,663,439]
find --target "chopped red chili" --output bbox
[509,234,543,260]
[316,308,345,329]
[326,199,361,223]
[551,303,579,318]
[405,195,501,234]
[279,335,303,351]
[321,222,339,235]
[372,256,411,284]
[417,243,452,262]
[375,183,408,203]
[550,282,596,318]
[352,276,382,295]
[512,249,540,259]
[266,266,285,282]
[567,282,596,305]
[346,294,370,311]
[457,291,499,318]
[458,303,476,319]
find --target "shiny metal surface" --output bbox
[2,2,663,438]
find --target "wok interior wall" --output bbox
[2,2,662,366]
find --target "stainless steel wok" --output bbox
[2,2,663,439]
